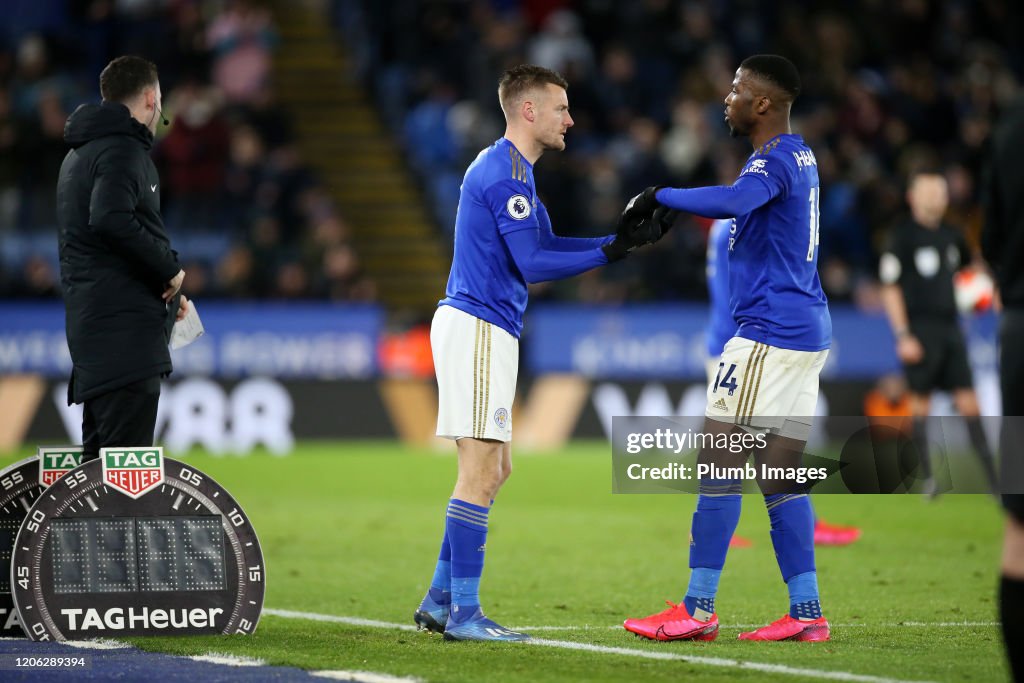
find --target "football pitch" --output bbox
[75,441,1007,682]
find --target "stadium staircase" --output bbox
[269,3,448,313]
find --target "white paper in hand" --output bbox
[170,300,205,350]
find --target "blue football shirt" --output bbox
[659,134,831,351]
[728,134,830,351]
[439,137,609,338]
[440,139,539,337]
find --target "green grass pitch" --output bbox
[74,441,1007,681]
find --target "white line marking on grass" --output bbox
[190,653,267,667]
[312,671,423,682]
[264,608,934,683]
[509,622,1001,631]
[528,637,933,683]
[265,608,419,631]
[896,621,999,627]
[63,639,133,650]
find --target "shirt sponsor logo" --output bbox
[506,194,531,220]
[742,159,769,177]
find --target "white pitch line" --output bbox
[514,622,1000,631]
[263,608,934,683]
[266,608,419,632]
[528,637,932,683]
[312,671,423,683]
[63,639,133,650]
[190,652,266,667]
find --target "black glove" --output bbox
[601,230,635,262]
[622,186,663,223]
[650,205,680,239]
[602,202,651,262]
[601,206,667,262]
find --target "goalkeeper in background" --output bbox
[413,64,674,642]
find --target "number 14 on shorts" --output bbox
[714,362,739,395]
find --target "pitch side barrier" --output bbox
[0,301,382,379]
[610,415,1020,495]
[527,303,997,380]
[0,301,996,381]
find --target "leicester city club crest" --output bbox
[494,407,509,430]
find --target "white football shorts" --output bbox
[432,305,517,442]
[705,336,829,441]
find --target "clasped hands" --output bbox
[602,187,678,262]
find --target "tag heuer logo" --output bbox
[101,447,164,498]
[712,398,728,412]
[38,446,84,487]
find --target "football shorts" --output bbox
[432,305,517,442]
[706,336,829,441]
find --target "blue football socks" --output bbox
[685,483,742,619]
[765,493,821,620]
[787,571,823,620]
[446,498,490,624]
[427,528,451,605]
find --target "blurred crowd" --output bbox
[3,1,1022,309]
[0,0,374,302]
[335,0,1023,308]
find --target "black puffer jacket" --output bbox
[57,101,181,403]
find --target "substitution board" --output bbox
[10,447,264,640]
[0,447,83,635]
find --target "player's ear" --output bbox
[521,98,535,123]
[756,94,771,115]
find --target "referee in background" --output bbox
[982,95,1024,683]
[878,167,998,496]
[57,56,188,461]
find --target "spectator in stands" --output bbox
[0,86,19,230]
[207,0,278,105]
[157,80,231,230]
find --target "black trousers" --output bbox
[81,375,161,462]
[1001,309,1024,520]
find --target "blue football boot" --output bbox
[414,589,450,634]
[442,608,530,642]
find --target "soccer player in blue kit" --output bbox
[413,64,674,642]
[623,55,833,642]
[707,218,861,548]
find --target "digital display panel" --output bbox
[0,516,20,594]
[12,451,265,640]
[51,516,225,594]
